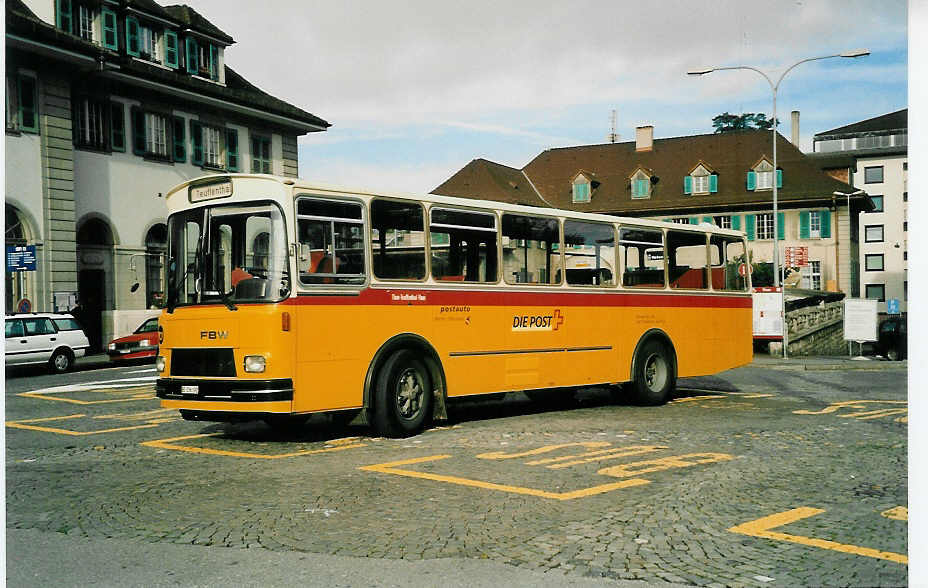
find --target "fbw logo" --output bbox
[511,309,564,332]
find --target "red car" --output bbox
[107,317,159,362]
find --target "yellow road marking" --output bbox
[142,433,366,458]
[840,408,909,421]
[6,413,169,436]
[730,507,907,564]
[476,441,610,460]
[881,506,908,521]
[360,455,650,500]
[19,384,155,405]
[794,400,906,415]
[598,453,733,478]
[536,445,668,469]
[671,395,725,403]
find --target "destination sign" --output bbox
[189,181,233,203]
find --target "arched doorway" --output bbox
[77,217,115,351]
[5,204,34,313]
[145,224,167,308]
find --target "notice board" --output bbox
[843,298,878,342]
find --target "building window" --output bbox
[131,108,172,160]
[747,160,781,191]
[630,170,651,199]
[713,215,732,229]
[864,225,884,243]
[809,211,821,238]
[865,254,884,271]
[197,43,219,80]
[869,195,884,212]
[101,9,118,50]
[139,26,162,63]
[865,284,885,302]
[864,166,884,184]
[172,117,185,162]
[572,179,591,203]
[202,125,223,168]
[809,260,822,290]
[225,129,239,171]
[756,213,775,240]
[164,31,179,68]
[903,192,907,202]
[78,5,94,41]
[903,221,907,232]
[110,103,125,151]
[145,224,167,308]
[670,218,690,225]
[56,0,73,33]
[251,135,271,173]
[6,74,38,133]
[74,97,107,150]
[685,165,717,195]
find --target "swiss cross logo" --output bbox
[553,309,564,331]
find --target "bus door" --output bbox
[500,213,564,390]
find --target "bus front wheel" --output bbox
[629,339,676,406]
[374,349,433,437]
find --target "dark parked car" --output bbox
[876,316,907,361]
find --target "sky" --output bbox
[183,0,908,194]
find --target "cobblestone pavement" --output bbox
[6,361,907,586]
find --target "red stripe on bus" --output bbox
[282,288,752,309]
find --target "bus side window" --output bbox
[297,197,366,286]
[501,214,560,285]
[667,230,708,290]
[563,220,616,286]
[370,199,426,280]
[429,208,498,283]
[710,234,749,291]
[619,227,665,288]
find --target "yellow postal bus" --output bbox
[155,174,752,436]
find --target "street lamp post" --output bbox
[688,49,869,357]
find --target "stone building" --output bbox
[5,0,329,348]
[433,125,872,295]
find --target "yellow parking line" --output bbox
[142,433,366,458]
[360,454,649,500]
[729,507,907,564]
[6,414,165,436]
[881,506,908,521]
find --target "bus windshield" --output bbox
[166,202,289,308]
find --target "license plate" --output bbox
[181,385,199,395]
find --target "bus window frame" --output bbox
[665,228,711,291]
[369,196,430,283]
[562,219,618,289]
[294,193,370,289]
[500,212,564,287]
[709,233,751,292]
[427,205,501,285]
[617,223,667,290]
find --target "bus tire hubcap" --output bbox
[395,368,423,419]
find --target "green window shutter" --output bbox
[209,44,217,80]
[56,0,72,33]
[776,169,783,188]
[226,128,239,171]
[101,9,118,50]
[110,103,125,151]
[126,17,140,57]
[683,175,692,194]
[745,214,756,240]
[702,216,713,224]
[131,107,145,155]
[165,32,179,68]
[190,120,203,165]
[799,211,810,239]
[172,117,185,162]
[731,215,741,231]
[709,174,718,193]
[746,171,756,191]
[777,212,785,240]
[185,37,198,74]
[689,217,698,225]
[820,209,831,238]
[17,76,38,133]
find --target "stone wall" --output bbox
[783,300,848,356]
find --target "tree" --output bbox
[711,112,778,134]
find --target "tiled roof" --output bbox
[814,109,907,138]
[162,4,235,44]
[808,147,908,170]
[434,130,857,216]
[6,0,328,130]
[432,159,545,207]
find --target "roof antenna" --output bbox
[606,109,620,143]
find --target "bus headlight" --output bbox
[244,355,266,373]
[155,355,166,373]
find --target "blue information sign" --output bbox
[6,245,36,271]
[887,298,901,315]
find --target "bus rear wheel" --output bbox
[373,349,433,437]
[630,339,675,406]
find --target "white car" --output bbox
[5,313,91,373]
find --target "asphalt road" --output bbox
[4,357,908,586]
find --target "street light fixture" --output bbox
[687,49,870,291]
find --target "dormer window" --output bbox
[684,164,718,195]
[630,168,652,199]
[571,172,593,203]
[747,159,782,191]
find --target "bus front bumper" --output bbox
[156,377,293,405]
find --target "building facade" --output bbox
[810,109,907,314]
[433,126,870,295]
[6,0,329,348]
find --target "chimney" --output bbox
[635,125,653,152]
[791,111,800,146]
